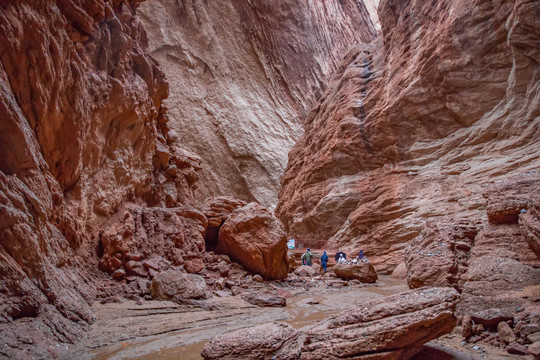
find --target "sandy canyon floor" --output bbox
[61,276,532,360]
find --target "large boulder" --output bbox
[519,192,540,260]
[201,322,300,360]
[391,262,407,280]
[293,264,322,278]
[151,269,208,300]
[201,197,247,250]
[218,203,288,280]
[333,263,378,283]
[301,287,460,359]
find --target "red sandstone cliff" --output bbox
[137,0,377,208]
[276,0,540,306]
[0,1,204,358]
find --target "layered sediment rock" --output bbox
[138,0,377,208]
[276,0,540,281]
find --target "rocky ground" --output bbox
[66,275,405,359]
[62,275,536,359]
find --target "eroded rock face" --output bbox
[218,203,289,280]
[276,0,540,278]
[98,205,207,275]
[138,0,377,208]
[0,0,200,357]
[406,219,479,290]
[333,263,378,283]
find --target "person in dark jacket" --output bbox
[320,251,329,272]
[334,251,346,262]
[358,250,364,259]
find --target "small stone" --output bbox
[528,332,540,344]
[498,321,516,344]
[473,345,479,350]
[507,341,528,355]
[462,315,473,339]
[253,274,264,283]
[112,268,126,280]
[529,341,540,358]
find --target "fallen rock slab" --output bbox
[241,292,287,307]
[201,322,300,360]
[333,262,378,283]
[301,287,460,359]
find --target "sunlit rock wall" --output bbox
[138,0,377,208]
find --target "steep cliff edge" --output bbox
[277,0,540,298]
[137,0,377,208]
[0,1,203,358]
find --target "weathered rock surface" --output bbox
[241,292,287,307]
[138,0,377,208]
[151,269,208,300]
[302,287,460,359]
[0,0,204,357]
[406,219,478,290]
[201,287,459,359]
[333,263,378,283]
[201,322,300,360]
[99,205,207,275]
[276,0,540,278]
[218,203,289,280]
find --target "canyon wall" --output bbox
[276,0,540,306]
[0,1,205,358]
[137,0,377,208]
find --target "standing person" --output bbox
[301,248,313,266]
[320,251,329,273]
[338,253,346,263]
[358,250,364,260]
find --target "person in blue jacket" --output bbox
[320,251,329,273]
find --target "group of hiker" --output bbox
[300,249,369,272]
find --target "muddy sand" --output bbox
[65,276,530,359]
